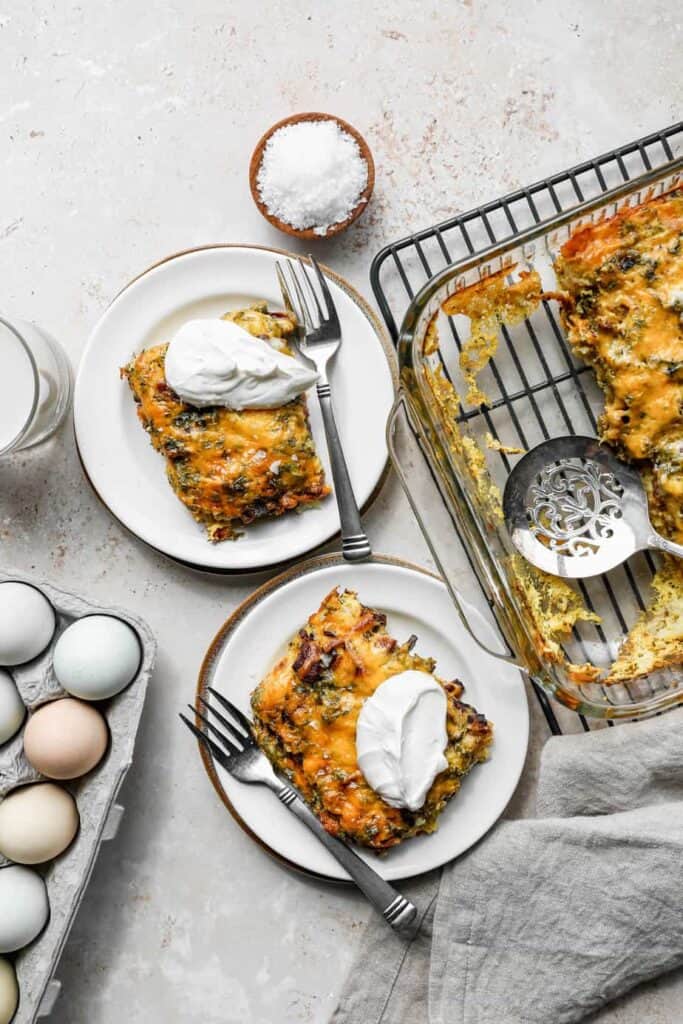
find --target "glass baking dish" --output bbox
[387,157,683,719]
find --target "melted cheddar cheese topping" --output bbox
[122,303,330,541]
[251,588,493,850]
[555,188,683,543]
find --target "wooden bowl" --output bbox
[249,112,375,241]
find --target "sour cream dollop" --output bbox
[164,319,319,410]
[356,670,448,812]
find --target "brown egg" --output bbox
[23,698,109,780]
[0,783,79,864]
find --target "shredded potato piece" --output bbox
[606,559,683,683]
[485,433,526,455]
[442,268,543,407]
[425,364,503,527]
[507,554,602,684]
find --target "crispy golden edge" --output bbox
[506,554,601,684]
[425,362,504,528]
[441,268,543,407]
[606,559,683,683]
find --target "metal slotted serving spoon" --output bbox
[276,255,372,563]
[502,435,683,579]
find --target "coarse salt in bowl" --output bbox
[249,112,375,240]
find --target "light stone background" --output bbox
[1,1,681,1021]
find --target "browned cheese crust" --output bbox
[122,304,330,541]
[250,587,493,850]
[555,189,683,544]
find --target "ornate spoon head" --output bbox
[503,435,660,579]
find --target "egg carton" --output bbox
[0,569,156,1024]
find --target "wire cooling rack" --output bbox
[371,122,683,735]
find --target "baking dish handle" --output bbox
[386,392,529,671]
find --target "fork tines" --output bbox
[179,688,254,766]
[276,254,339,336]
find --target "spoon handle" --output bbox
[651,534,683,561]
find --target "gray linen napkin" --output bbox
[333,710,683,1024]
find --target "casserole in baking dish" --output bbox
[388,159,683,719]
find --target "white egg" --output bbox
[53,615,141,701]
[0,865,49,953]
[0,583,55,667]
[0,671,24,746]
[0,957,18,1024]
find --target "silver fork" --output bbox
[180,689,418,935]
[276,255,372,563]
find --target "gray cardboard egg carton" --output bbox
[0,569,156,1024]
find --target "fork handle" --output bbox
[316,380,372,562]
[274,782,418,936]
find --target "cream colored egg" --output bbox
[0,865,49,953]
[0,784,79,865]
[0,957,18,1024]
[0,583,55,667]
[53,615,141,700]
[24,698,109,780]
[0,671,24,746]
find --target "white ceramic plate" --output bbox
[74,245,395,572]
[198,556,529,881]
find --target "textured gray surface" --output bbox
[1,1,681,1022]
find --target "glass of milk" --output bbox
[0,316,72,456]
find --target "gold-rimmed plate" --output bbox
[74,244,396,574]
[196,553,529,882]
